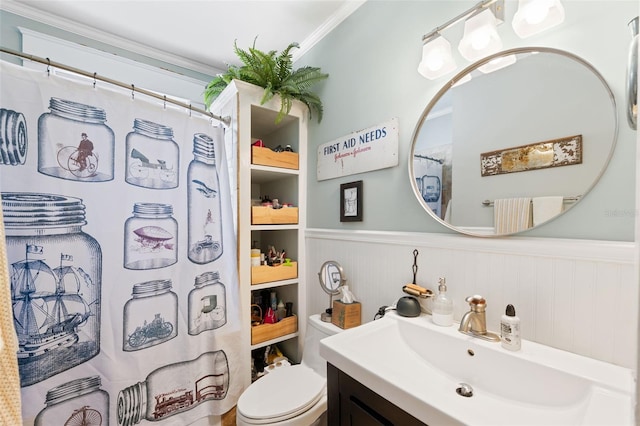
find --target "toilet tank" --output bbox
[301,314,343,377]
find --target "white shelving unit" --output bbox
[210,80,308,389]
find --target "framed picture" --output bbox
[340,180,363,222]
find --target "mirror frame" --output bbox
[318,260,346,295]
[408,47,618,237]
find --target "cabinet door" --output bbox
[328,363,428,426]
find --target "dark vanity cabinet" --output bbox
[327,363,428,426]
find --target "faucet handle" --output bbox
[465,295,486,311]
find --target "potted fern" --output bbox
[204,39,329,124]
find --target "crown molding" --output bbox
[2,0,366,73]
[293,0,367,63]
[1,0,222,76]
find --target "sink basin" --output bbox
[319,312,635,425]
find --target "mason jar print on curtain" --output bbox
[187,131,224,264]
[34,376,109,426]
[125,118,179,189]
[0,108,29,166]
[2,192,102,387]
[122,279,178,352]
[38,98,114,181]
[117,350,229,425]
[188,271,227,335]
[124,202,178,270]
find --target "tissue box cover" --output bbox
[332,300,361,329]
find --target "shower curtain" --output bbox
[0,59,243,425]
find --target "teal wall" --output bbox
[1,1,638,240]
[298,0,638,240]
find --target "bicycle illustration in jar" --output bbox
[56,133,99,178]
[128,148,177,183]
[64,405,102,426]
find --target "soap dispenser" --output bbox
[432,277,454,326]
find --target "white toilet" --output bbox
[236,314,343,426]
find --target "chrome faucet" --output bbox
[458,295,500,342]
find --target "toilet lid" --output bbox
[238,365,325,422]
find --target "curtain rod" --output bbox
[0,46,230,125]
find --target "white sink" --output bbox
[319,312,635,425]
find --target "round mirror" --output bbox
[318,260,346,295]
[409,47,617,237]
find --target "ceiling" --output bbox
[2,0,365,75]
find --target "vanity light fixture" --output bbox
[458,7,504,62]
[417,0,504,80]
[417,34,457,80]
[512,0,565,38]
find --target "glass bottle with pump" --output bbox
[432,277,454,326]
[117,350,229,425]
[187,130,224,264]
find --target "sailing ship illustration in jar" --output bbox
[0,108,28,166]
[2,192,101,387]
[123,279,178,351]
[124,202,177,270]
[117,350,229,424]
[35,376,109,426]
[187,131,223,264]
[38,98,114,181]
[125,118,179,189]
[188,271,226,335]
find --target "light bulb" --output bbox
[525,0,553,24]
[425,53,444,71]
[418,35,457,80]
[512,0,565,38]
[458,8,503,62]
[471,30,491,50]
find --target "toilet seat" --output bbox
[237,365,326,424]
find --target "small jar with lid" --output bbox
[123,279,178,352]
[125,118,179,189]
[2,192,102,387]
[35,376,109,426]
[188,271,227,335]
[38,97,114,181]
[124,202,177,270]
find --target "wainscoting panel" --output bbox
[305,229,638,370]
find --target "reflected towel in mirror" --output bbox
[493,198,532,234]
[532,196,564,227]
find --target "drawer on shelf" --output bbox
[251,262,298,284]
[252,206,298,224]
[251,315,298,345]
[252,146,299,170]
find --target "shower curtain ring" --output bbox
[131,84,135,100]
[46,58,50,76]
[163,95,167,109]
[93,72,97,88]
[189,104,192,117]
